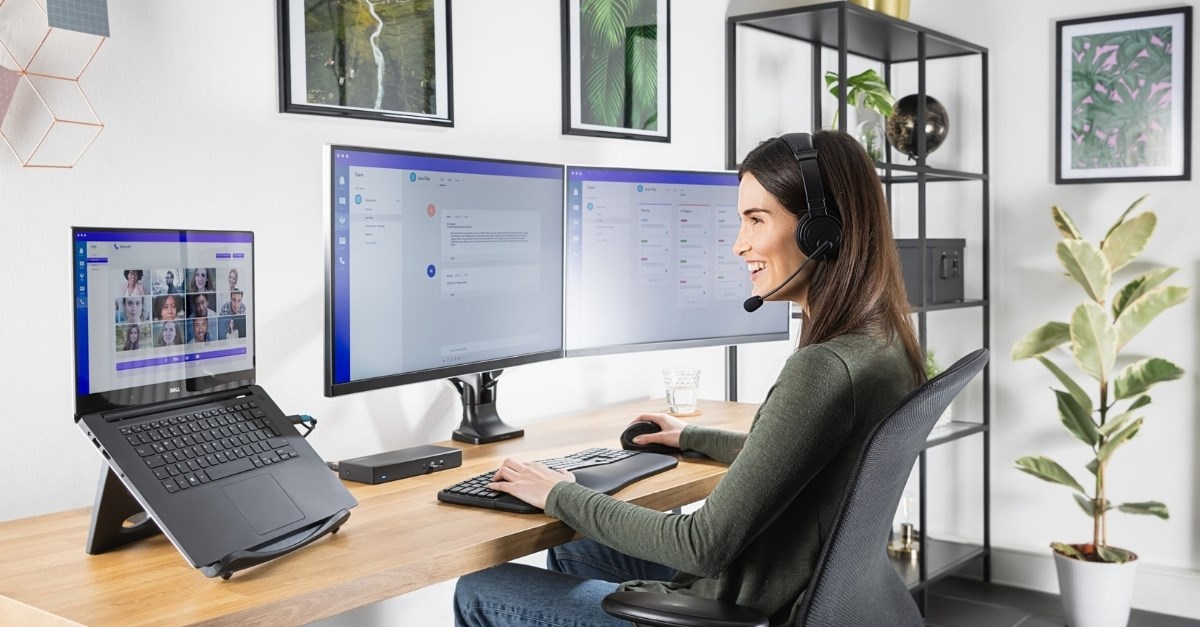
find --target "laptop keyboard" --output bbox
[121,400,298,493]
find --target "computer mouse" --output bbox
[620,421,681,455]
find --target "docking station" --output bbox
[338,444,463,485]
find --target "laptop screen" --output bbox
[73,228,256,415]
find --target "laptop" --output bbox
[72,227,357,578]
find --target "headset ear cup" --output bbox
[796,214,842,260]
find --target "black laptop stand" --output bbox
[86,464,350,579]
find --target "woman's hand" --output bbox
[488,458,576,510]
[629,412,688,449]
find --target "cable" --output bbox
[287,414,318,438]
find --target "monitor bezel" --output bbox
[72,227,257,417]
[562,164,791,358]
[323,144,566,397]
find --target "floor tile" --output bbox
[926,594,1031,627]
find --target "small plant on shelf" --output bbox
[824,68,895,160]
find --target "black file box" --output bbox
[896,239,965,306]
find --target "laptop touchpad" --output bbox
[223,474,304,535]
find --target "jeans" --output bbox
[453,538,677,627]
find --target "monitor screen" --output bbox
[564,166,789,357]
[72,228,256,415]
[325,146,565,396]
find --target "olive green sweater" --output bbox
[544,333,915,627]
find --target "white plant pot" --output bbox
[1053,549,1139,627]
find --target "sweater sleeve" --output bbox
[678,424,745,464]
[544,345,856,577]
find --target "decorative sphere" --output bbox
[885,94,949,159]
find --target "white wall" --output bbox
[1,0,1197,623]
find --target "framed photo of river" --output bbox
[277,0,453,126]
[562,0,671,141]
[1055,7,1191,183]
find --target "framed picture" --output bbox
[1056,7,1192,183]
[277,0,453,126]
[562,0,670,141]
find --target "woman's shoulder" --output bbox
[786,333,906,377]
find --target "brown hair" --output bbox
[738,130,924,384]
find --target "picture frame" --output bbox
[1056,7,1192,183]
[276,0,453,126]
[562,0,671,141]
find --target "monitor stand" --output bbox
[448,369,524,444]
[86,464,160,555]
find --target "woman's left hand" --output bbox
[488,458,576,510]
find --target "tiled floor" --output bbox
[925,577,1199,627]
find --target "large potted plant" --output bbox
[1011,196,1188,627]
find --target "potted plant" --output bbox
[824,68,895,160]
[1011,195,1188,627]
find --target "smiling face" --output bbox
[193,268,208,290]
[193,317,208,342]
[732,173,808,306]
[161,322,176,344]
[123,297,143,322]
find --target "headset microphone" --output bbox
[742,241,831,313]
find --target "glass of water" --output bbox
[663,367,701,415]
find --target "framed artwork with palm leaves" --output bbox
[562,0,670,141]
[1056,7,1191,183]
[277,0,453,126]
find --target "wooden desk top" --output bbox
[0,399,756,626]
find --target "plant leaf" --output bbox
[1113,358,1184,399]
[1115,286,1189,349]
[1051,205,1083,240]
[1097,417,1143,463]
[1012,322,1070,360]
[1070,302,1116,383]
[1096,545,1135,563]
[1015,456,1085,493]
[1052,542,1086,559]
[1102,194,1149,242]
[1100,212,1155,273]
[1073,492,1097,517]
[1085,458,1099,476]
[1056,389,1099,446]
[1126,395,1151,412]
[1097,409,1138,438]
[1112,267,1178,319]
[1057,239,1111,303]
[1116,501,1169,519]
[1036,356,1093,415]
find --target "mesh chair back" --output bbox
[795,348,989,627]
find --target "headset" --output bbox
[778,132,842,260]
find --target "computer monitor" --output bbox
[325,145,565,443]
[72,227,256,415]
[564,165,789,357]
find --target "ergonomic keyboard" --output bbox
[437,447,678,513]
[121,400,298,493]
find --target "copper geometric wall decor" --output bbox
[0,0,106,168]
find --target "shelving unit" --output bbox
[725,1,991,610]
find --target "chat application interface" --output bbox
[565,167,788,354]
[74,230,254,396]
[330,148,564,384]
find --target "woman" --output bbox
[189,267,210,293]
[157,321,182,347]
[121,270,146,297]
[227,268,239,292]
[453,131,925,627]
[154,294,180,321]
[121,324,141,351]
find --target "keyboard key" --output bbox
[206,457,254,480]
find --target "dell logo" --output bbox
[169,386,181,394]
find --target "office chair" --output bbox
[602,348,990,627]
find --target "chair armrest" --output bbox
[601,591,769,627]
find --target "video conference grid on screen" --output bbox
[564,166,789,356]
[328,147,565,388]
[74,230,254,397]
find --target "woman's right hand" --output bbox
[629,412,688,449]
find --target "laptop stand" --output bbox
[86,465,161,555]
[86,463,352,579]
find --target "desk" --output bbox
[0,399,756,626]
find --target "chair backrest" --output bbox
[794,348,989,627]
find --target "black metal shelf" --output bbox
[891,539,988,591]
[875,163,988,183]
[925,421,987,449]
[910,299,988,313]
[732,2,985,63]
